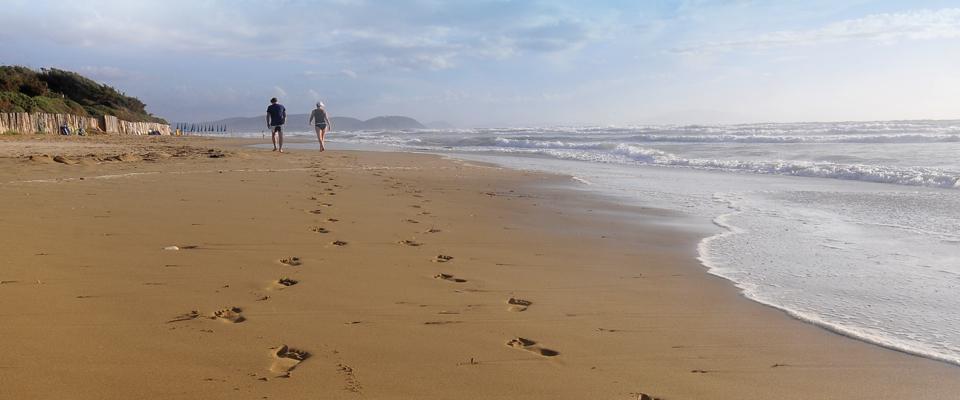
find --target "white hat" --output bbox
[316,101,325,108]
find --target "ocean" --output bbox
[266,120,960,365]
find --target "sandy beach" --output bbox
[1,134,958,399]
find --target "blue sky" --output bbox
[2,0,959,126]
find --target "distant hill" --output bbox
[0,65,166,123]
[361,116,426,130]
[200,114,426,132]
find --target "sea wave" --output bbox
[332,134,960,188]
[626,145,957,188]
[323,121,960,189]
[620,133,960,144]
[491,144,960,189]
[469,133,960,146]
[339,132,960,149]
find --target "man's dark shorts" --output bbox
[271,125,283,134]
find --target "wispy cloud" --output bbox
[673,8,960,54]
[0,0,607,73]
[304,69,360,79]
[75,66,140,81]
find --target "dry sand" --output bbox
[1,134,959,399]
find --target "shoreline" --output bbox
[365,142,960,370]
[250,138,960,372]
[698,209,960,369]
[2,135,959,399]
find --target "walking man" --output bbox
[266,97,286,152]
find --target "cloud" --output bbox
[0,1,609,73]
[0,2,307,58]
[673,8,960,54]
[75,66,139,81]
[510,19,593,52]
[303,69,360,79]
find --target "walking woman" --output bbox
[309,102,332,151]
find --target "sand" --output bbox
[1,134,959,399]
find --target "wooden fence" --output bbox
[0,112,170,135]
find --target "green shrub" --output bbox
[32,96,79,114]
[0,91,36,112]
[38,68,165,123]
[19,80,48,97]
[0,65,166,123]
[0,66,48,96]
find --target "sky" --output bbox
[1,0,959,126]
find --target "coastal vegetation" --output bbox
[0,66,165,123]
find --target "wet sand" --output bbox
[1,134,959,399]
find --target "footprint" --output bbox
[337,363,362,393]
[212,307,245,323]
[276,277,299,287]
[332,240,348,246]
[280,257,302,266]
[310,227,329,233]
[506,337,559,357]
[637,393,664,400]
[434,273,466,283]
[424,228,442,234]
[308,209,324,214]
[404,219,419,224]
[53,155,78,165]
[270,345,310,376]
[434,254,454,263]
[507,298,532,312]
[163,245,199,251]
[166,310,200,323]
[327,218,339,222]
[399,240,422,247]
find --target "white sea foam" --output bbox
[699,191,960,365]
[328,122,960,189]
[571,176,592,185]
[481,144,960,189]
